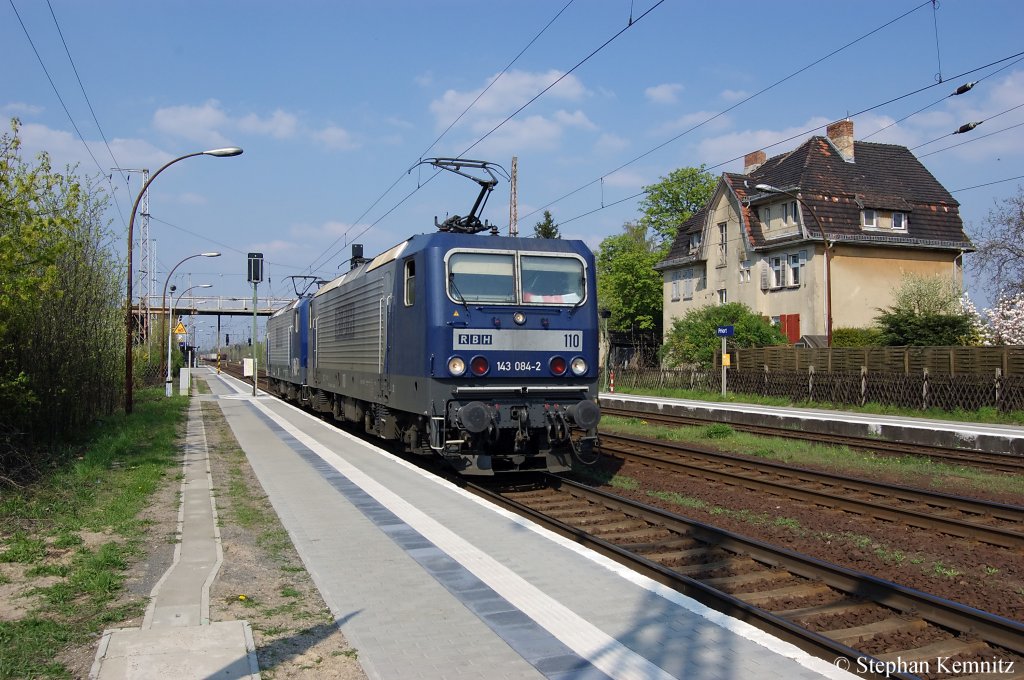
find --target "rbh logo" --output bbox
[458,333,493,345]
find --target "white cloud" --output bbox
[314,125,359,151]
[695,116,833,170]
[153,100,231,146]
[3,102,43,116]
[594,132,629,154]
[645,83,683,104]
[553,109,597,130]
[430,69,587,128]
[654,110,732,136]
[415,71,434,87]
[601,169,647,189]
[237,109,298,139]
[719,89,749,103]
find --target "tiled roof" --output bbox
[745,137,971,248]
[660,135,972,267]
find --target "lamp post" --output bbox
[161,252,221,375]
[754,183,833,346]
[124,147,242,415]
[167,284,212,397]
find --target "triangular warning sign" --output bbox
[173,321,187,334]
[453,310,460,317]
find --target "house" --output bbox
[654,120,973,344]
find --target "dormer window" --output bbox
[892,212,907,230]
[862,209,877,228]
[688,233,701,252]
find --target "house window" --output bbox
[404,258,416,306]
[770,256,784,288]
[670,270,680,301]
[862,209,877,228]
[718,222,727,258]
[717,288,727,304]
[791,201,799,223]
[689,233,701,252]
[788,251,806,286]
[892,212,907,230]
[739,263,751,284]
[682,268,694,300]
[761,206,771,228]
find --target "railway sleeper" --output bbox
[874,638,990,665]
[825,616,928,647]
[737,583,834,608]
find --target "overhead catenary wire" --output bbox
[517,0,936,227]
[9,0,131,235]
[305,0,665,278]
[553,51,1024,227]
[301,0,576,277]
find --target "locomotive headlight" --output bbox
[513,311,526,325]
[570,357,588,376]
[448,356,467,377]
[470,355,489,376]
[549,356,567,376]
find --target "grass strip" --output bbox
[0,388,187,679]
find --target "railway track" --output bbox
[601,405,1024,475]
[472,476,1024,678]
[600,431,1024,551]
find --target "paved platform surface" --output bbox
[195,369,855,680]
[90,399,259,679]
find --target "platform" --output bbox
[199,369,854,680]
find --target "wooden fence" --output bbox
[606,346,1024,413]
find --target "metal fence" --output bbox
[606,348,1024,413]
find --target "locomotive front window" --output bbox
[448,253,515,303]
[521,256,584,304]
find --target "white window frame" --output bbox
[717,288,727,305]
[862,209,877,228]
[788,251,806,287]
[682,268,694,300]
[670,270,681,301]
[892,211,907,230]
[718,222,728,257]
[770,256,784,289]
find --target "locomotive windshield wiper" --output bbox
[448,273,470,311]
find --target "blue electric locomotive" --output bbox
[265,158,601,474]
[266,296,310,401]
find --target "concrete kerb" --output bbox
[90,397,259,679]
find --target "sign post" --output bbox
[716,325,734,396]
[248,253,263,397]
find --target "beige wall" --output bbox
[829,245,962,329]
[662,190,964,338]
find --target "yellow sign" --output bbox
[173,322,187,335]
[722,353,731,367]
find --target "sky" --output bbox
[4,0,1024,348]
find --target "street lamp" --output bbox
[167,284,212,397]
[124,147,242,415]
[161,252,221,373]
[754,183,834,346]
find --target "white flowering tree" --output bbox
[983,292,1024,345]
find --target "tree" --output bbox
[639,165,717,247]
[874,273,984,346]
[969,186,1024,299]
[1,118,123,474]
[533,210,560,239]
[596,222,663,336]
[660,302,786,367]
[983,292,1024,345]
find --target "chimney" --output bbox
[827,119,854,162]
[744,150,766,174]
